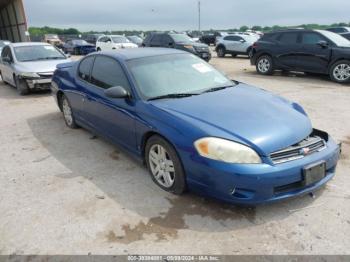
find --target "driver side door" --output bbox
[81,55,137,151]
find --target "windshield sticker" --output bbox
[44,46,55,50]
[192,63,213,73]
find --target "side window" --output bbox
[224,36,240,41]
[90,56,130,90]
[2,46,13,61]
[78,56,95,82]
[302,33,326,45]
[278,33,299,45]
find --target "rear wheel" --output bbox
[60,95,78,128]
[96,47,101,51]
[145,135,186,194]
[256,55,274,75]
[330,60,350,83]
[217,46,226,57]
[231,54,237,58]
[14,76,29,95]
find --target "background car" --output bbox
[250,29,350,83]
[63,39,96,55]
[44,34,63,48]
[51,48,340,205]
[0,42,70,95]
[326,27,350,35]
[215,34,259,57]
[142,32,211,61]
[0,40,11,54]
[127,35,144,47]
[85,34,105,45]
[199,32,223,45]
[96,35,138,51]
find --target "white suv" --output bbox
[96,35,138,51]
[215,34,259,58]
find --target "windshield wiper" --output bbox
[148,93,199,101]
[36,57,64,60]
[201,85,235,94]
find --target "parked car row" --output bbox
[0,35,342,205]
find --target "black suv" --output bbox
[143,32,211,61]
[250,29,350,83]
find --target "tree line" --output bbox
[29,22,350,36]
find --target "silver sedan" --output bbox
[0,42,71,95]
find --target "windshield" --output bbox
[14,45,66,62]
[112,36,130,43]
[72,40,89,45]
[318,30,350,47]
[127,54,234,100]
[170,34,192,43]
[128,36,142,44]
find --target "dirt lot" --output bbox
[0,53,349,255]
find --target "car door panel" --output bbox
[82,56,137,150]
[1,47,14,84]
[298,32,332,73]
[275,32,301,69]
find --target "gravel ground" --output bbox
[0,52,349,255]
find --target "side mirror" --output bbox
[106,40,112,43]
[2,56,11,63]
[104,86,129,99]
[240,39,246,43]
[317,40,329,48]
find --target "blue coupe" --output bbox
[51,48,341,205]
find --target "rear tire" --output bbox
[330,60,350,84]
[60,95,78,129]
[96,47,101,51]
[256,55,274,75]
[145,135,186,195]
[14,76,29,96]
[231,54,237,58]
[217,46,226,58]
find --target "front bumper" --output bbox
[196,51,211,61]
[19,77,52,90]
[183,137,341,205]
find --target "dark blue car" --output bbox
[63,39,96,55]
[51,48,341,205]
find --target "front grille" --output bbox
[195,46,209,52]
[270,135,326,164]
[38,72,53,79]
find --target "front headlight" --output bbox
[183,45,194,51]
[18,72,40,78]
[194,137,262,164]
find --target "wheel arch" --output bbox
[215,44,226,52]
[56,90,65,111]
[328,58,350,73]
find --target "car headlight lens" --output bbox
[194,137,262,164]
[183,45,194,50]
[19,72,40,78]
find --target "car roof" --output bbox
[10,42,53,47]
[93,48,187,61]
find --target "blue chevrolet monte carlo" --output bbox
[51,48,341,205]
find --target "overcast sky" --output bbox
[25,0,350,31]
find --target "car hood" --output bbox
[150,83,312,155]
[15,59,71,73]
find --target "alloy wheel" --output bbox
[148,144,175,188]
[62,98,73,126]
[333,63,350,81]
[258,58,270,73]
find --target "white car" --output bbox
[215,34,259,57]
[96,35,138,51]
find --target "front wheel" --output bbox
[256,55,274,75]
[145,135,186,195]
[216,46,226,57]
[14,76,29,95]
[330,60,350,83]
[96,47,101,51]
[60,95,78,128]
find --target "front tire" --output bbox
[14,76,29,95]
[145,135,186,195]
[96,47,101,51]
[60,95,78,128]
[216,46,226,58]
[256,55,274,75]
[330,60,350,83]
